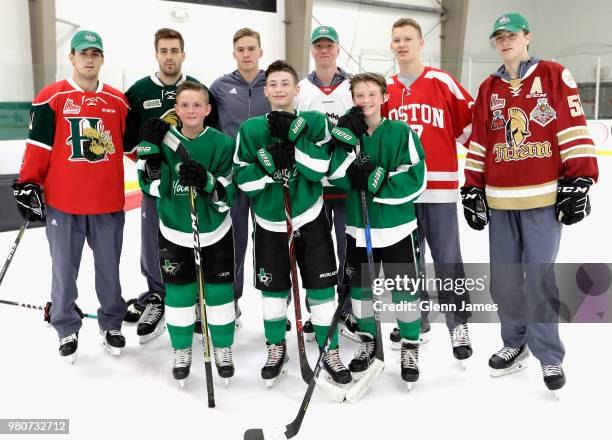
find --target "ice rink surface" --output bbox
[0,158,610,440]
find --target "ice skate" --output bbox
[137,293,166,345]
[172,347,192,388]
[261,340,289,389]
[214,346,235,386]
[316,347,351,402]
[100,329,125,358]
[489,345,530,377]
[338,312,360,342]
[390,319,430,350]
[59,333,78,364]
[450,323,473,369]
[541,363,565,399]
[303,318,315,342]
[400,339,420,391]
[349,331,377,379]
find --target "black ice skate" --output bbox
[123,298,144,323]
[338,312,360,342]
[450,323,473,369]
[541,363,566,398]
[303,318,315,342]
[489,345,530,377]
[59,333,78,364]
[172,347,192,388]
[137,293,166,345]
[100,329,126,357]
[322,347,352,385]
[400,339,420,390]
[349,331,377,377]
[214,346,235,386]
[261,340,289,389]
[390,319,430,350]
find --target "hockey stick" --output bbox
[281,168,314,384]
[175,142,215,408]
[0,212,31,287]
[0,299,96,320]
[244,292,350,440]
[345,139,385,403]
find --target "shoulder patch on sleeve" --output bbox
[561,68,577,88]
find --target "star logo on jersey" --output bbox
[345,265,356,279]
[529,98,557,127]
[490,94,505,111]
[490,110,505,130]
[63,99,82,115]
[257,268,273,286]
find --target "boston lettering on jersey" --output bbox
[387,103,445,129]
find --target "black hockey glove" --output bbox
[555,177,593,225]
[267,141,295,171]
[178,160,219,196]
[347,160,375,191]
[460,186,489,230]
[337,106,368,139]
[144,154,162,180]
[12,181,45,221]
[140,118,170,146]
[267,111,307,142]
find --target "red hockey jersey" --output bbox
[20,78,130,214]
[382,67,474,203]
[464,61,599,210]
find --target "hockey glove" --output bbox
[178,160,218,195]
[347,160,375,191]
[140,118,170,147]
[555,177,593,225]
[337,106,368,139]
[267,111,307,142]
[460,186,489,230]
[12,181,45,221]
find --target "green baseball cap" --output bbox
[311,26,339,44]
[490,13,530,39]
[71,30,104,52]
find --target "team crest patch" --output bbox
[162,259,182,275]
[529,98,557,127]
[490,93,506,111]
[258,268,272,286]
[63,99,81,114]
[562,69,577,88]
[491,110,505,130]
[143,99,162,109]
[82,126,115,162]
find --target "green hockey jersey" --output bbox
[328,118,426,248]
[137,126,235,247]
[234,110,332,232]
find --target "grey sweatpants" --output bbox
[416,202,471,330]
[137,193,165,306]
[46,205,127,338]
[489,207,565,365]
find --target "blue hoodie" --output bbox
[209,69,271,139]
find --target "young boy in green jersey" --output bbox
[328,73,427,390]
[234,60,351,388]
[137,81,236,386]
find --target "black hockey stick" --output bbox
[175,142,215,408]
[281,168,314,384]
[244,292,350,440]
[0,299,96,320]
[0,212,30,287]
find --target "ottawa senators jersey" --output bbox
[382,67,474,203]
[19,78,130,214]
[464,60,599,210]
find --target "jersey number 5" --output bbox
[567,95,584,117]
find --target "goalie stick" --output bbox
[243,292,351,440]
[175,141,215,408]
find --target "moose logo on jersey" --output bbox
[65,117,115,162]
[493,107,552,163]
